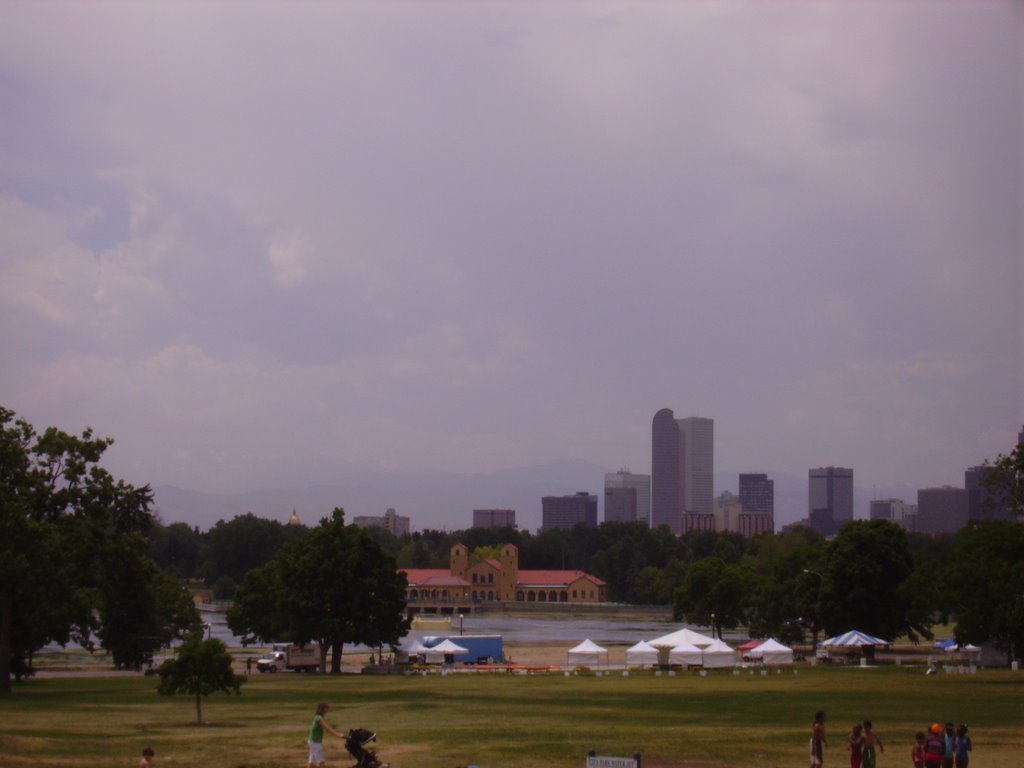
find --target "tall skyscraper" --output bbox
[651,408,685,534]
[604,469,651,525]
[651,409,714,535]
[808,467,853,536]
[678,417,714,515]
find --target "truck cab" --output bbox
[256,651,285,672]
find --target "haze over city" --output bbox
[1,2,1021,532]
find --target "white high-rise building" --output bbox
[678,417,714,515]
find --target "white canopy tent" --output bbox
[748,637,793,665]
[650,627,715,667]
[701,638,737,668]
[625,640,659,667]
[424,638,469,664]
[668,641,703,666]
[396,638,431,663]
[567,639,609,668]
[650,627,715,649]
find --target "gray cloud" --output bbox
[0,2,1019,514]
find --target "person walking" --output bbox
[942,723,956,768]
[862,720,884,768]
[924,724,945,768]
[810,711,828,768]
[912,732,927,768]
[308,702,344,767]
[848,723,864,768]
[953,725,972,768]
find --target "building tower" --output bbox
[678,417,714,515]
[808,466,854,536]
[604,469,651,524]
[651,408,685,534]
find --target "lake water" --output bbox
[201,609,743,650]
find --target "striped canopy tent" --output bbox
[625,640,659,667]
[820,630,890,647]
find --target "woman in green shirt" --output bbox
[308,702,344,767]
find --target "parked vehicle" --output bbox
[256,644,321,672]
[256,651,285,672]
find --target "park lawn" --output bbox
[0,667,1021,768]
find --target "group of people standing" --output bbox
[915,723,972,768]
[809,712,972,768]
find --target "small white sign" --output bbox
[587,756,637,768]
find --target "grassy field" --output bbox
[1,666,1021,768]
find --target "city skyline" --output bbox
[1,2,1020,531]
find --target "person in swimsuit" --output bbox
[912,732,927,768]
[810,710,828,768]
[953,725,971,768]
[862,720,884,768]
[848,723,864,768]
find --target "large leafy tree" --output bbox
[816,519,921,639]
[946,521,1024,664]
[0,406,198,692]
[157,630,245,724]
[228,508,409,673]
[672,557,757,638]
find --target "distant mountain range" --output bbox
[152,459,919,534]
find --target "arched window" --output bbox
[527,590,536,602]
[487,591,494,601]
[516,591,525,601]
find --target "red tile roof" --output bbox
[400,569,470,587]
[517,570,606,588]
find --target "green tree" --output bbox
[201,512,307,584]
[817,520,916,639]
[1,407,191,693]
[228,509,409,673]
[672,557,755,637]
[157,630,245,724]
[946,521,1024,664]
[97,538,199,669]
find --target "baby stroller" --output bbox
[345,728,387,768]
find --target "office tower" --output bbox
[652,409,714,534]
[678,417,714,515]
[651,408,685,534]
[739,473,774,515]
[604,486,637,523]
[869,499,917,531]
[541,492,598,531]
[808,467,854,536]
[472,509,516,528]
[604,469,651,524]
[916,486,969,534]
[713,491,742,533]
[1019,423,1024,445]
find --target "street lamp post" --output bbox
[711,613,717,640]
[459,613,464,636]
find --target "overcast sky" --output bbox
[1,2,1021,511]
